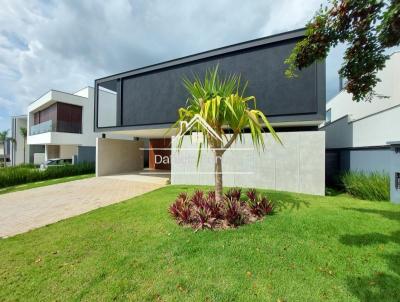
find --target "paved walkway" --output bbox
[0,176,167,238]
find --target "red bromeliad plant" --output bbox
[248,196,274,217]
[168,188,274,230]
[223,199,246,227]
[225,188,242,201]
[169,195,191,225]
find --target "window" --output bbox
[97,80,118,127]
[326,109,332,123]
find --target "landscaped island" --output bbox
[169,188,273,229]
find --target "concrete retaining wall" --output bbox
[171,131,325,195]
[96,138,144,177]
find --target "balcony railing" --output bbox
[30,120,82,135]
[30,120,54,135]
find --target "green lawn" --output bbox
[1,186,399,301]
[0,174,94,195]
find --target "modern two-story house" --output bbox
[27,87,103,164]
[322,51,400,203]
[93,29,326,195]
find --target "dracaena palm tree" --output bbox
[174,66,281,201]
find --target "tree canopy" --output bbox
[285,0,400,102]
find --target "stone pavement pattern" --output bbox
[0,177,165,238]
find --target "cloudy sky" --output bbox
[0,0,347,131]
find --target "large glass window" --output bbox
[97,80,118,127]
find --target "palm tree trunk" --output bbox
[214,150,223,201]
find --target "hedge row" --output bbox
[0,163,95,189]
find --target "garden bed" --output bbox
[169,188,273,230]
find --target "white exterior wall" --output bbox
[96,138,144,176]
[10,116,28,165]
[59,145,78,159]
[326,52,400,122]
[28,132,90,146]
[352,106,400,147]
[77,87,98,146]
[45,145,60,161]
[171,131,325,196]
[73,87,90,98]
[324,52,400,149]
[324,105,400,149]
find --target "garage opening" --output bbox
[96,137,170,184]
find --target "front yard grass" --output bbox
[0,185,399,301]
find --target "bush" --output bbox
[340,171,390,201]
[168,188,274,230]
[0,163,95,189]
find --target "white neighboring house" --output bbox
[10,115,31,166]
[321,51,400,203]
[0,138,11,165]
[27,87,108,164]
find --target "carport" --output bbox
[95,135,172,183]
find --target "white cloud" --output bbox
[0,0,334,130]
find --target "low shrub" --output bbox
[169,188,274,230]
[340,171,390,201]
[0,162,95,189]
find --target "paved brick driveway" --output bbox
[0,176,166,238]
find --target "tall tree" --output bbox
[0,130,9,167]
[174,66,280,201]
[19,127,27,164]
[285,0,400,102]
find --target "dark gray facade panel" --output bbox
[76,146,96,164]
[95,29,325,131]
[121,42,319,126]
